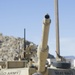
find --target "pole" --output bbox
[54,0,60,59]
[24,28,26,58]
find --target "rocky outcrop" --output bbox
[0,33,37,61]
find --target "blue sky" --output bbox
[0,0,75,56]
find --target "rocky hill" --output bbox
[0,33,37,61]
